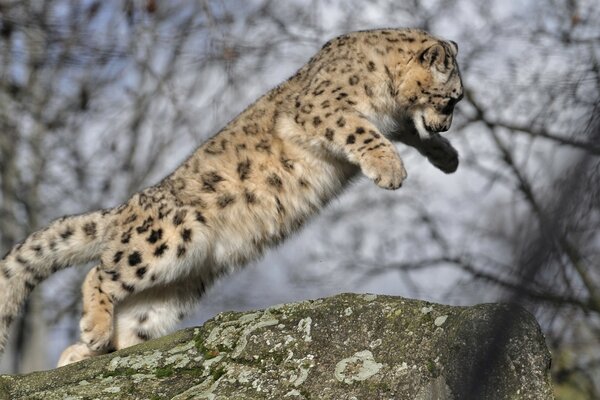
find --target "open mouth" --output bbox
[424,118,450,133]
[413,114,433,139]
[412,111,451,140]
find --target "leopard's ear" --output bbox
[447,40,458,56]
[419,43,446,70]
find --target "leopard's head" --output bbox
[397,39,463,139]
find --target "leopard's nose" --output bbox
[441,99,457,115]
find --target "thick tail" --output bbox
[0,209,112,355]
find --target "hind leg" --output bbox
[111,281,202,349]
[79,265,117,352]
[59,280,202,366]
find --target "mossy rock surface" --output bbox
[0,293,553,399]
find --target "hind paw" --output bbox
[57,342,104,367]
[80,312,113,352]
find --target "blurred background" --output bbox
[0,0,598,398]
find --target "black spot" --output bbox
[154,243,168,257]
[202,171,224,192]
[31,245,43,256]
[195,211,206,224]
[312,116,322,127]
[237,159,251,181]
[123,214,138,225]
[136,330,151,341]
[336,117,346,128]
[204,141,224,155]
[138,313,148,323]
[346,135,356,144]
[150,274,157,282]
[298,178,309,188]
[325,128,335,141]
[349,75,359,85]
[121,283,135,293]
[24,280,35,292]
[363,138,374,144]
[110,272,121,282]
[83,222,97,238]
[181,229,192,242]
[113,251,124,264]
[255,139,271,153]
[60,227,74,239]
[235,143,247,153]
[1,265,12,279]
[15,256,28,266]
[121,228,132,244]
[217,194,235,208]
[275,197,285,215]
[136,267,147,279]
[176,245,186,258]
[158,206,172,219]
[128,251,142,266]
[242,123,259,135]
[356,127,365,134]
[136,217,154,234]
[280,156,294,170]
[367,61,376,71]
[172,210,187,226]
[369,130,381,138]
[147,229,163,244]
[244,189,257,204]
[267,174,283,190]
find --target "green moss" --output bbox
[194,336,220,359]
[154,367,174,378]
[270,352,285,364]
[420,313,433,323]
[216,344,231,353]
[426,359,440,377]
[211,366,227,381]
[194,335,205,352]
[299,388,312,398]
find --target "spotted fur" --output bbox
[0,28,463,367]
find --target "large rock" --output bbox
[0,293,553,399]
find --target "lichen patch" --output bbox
[334,350,383,384]
[297,317,312,343]
[434,315,448,327]
[362,294,377,302]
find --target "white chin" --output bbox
[413,111,431,140]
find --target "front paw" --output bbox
[422,135,459,173]
[361,151,407,190]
